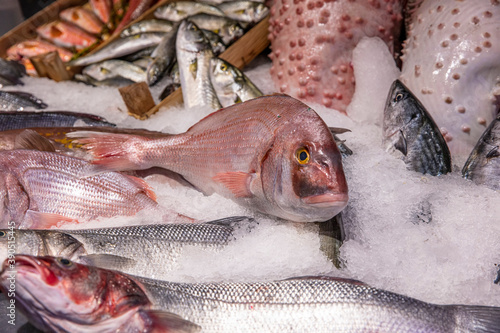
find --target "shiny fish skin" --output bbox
[217,1,269,23]
[83,60,147,83]
[147,24,179,86]
[209,57,262,106]
[155,1,224,21]
[36,20,98,51]
[0,150,158,229]
[187,14,244,45]
[0,217,251,279]
[68,32,165,67]
[120,19,174,37]
[463,115,500,189]
[0,111,115,131]
[59,6,104,35]
[176,20,221,109]
[70,95,349,222]
[0,91,47,111]
[383,80,451,176]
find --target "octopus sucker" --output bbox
[400,0,500,157]
[269,0,403,113]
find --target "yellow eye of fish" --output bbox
[220,63,227,72]
[295,148,310,164]
[58,258,73,267]
[0,231,5,237]
[394,93,403,102]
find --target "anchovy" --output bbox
[217,1,269,23]
[0,111,115,131]
[463,114,500,189]
[83,60,147,83]
[120,19,174,37]
[176,20,221,109]
[209,57,262,106]
[383,79,451,176]
[0,91,47,111]
[155,1,224,21]
[68,32,165,67]
[187,14,244,45]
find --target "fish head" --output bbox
[220,22,244,45]
[156,2,188,21]
[383,79,425,155]
[260,106,348,222]
[177,20,211,53]
[0,255,150,331]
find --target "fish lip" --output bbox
[302,193,349,207]
[12,255,43,276]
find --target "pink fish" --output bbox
[0,255,199,332]
[60,6,104,35]
[36,21,98,50]
[71,95,349,222]
[90,0,113,24]
[0,150,159,229]
[114,0,156,34]
[268,0,403,113]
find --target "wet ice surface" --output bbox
[2,37,500,307]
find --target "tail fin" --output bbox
[452,304,500,332]
[68,131,151,174]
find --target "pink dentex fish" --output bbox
[0,255,199,332]
[0,150,159,229]
[90,0,113,24]
[36,21,98,51]
[71,95,349,222]
[60,6,105,35]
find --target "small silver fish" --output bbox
[187,13,244,45]
[210,57,262,106]
[68,32,165,67]
[74,73,136,87]
[218,1,269,23]
[154,1,224,21]
[176,20,221,109]
[0,91,47,111]
[463,114,500,189]
[202,29,226,55]
[147,23,179,86]
[120,19,174,37]
[83,59,147,83]
[383,79,451,176]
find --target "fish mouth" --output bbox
[302,193,349,207]
[12,256,58,286]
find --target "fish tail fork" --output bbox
[451,305,500,332]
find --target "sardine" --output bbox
[463,114,500,189]
[155,1,224,21]
[209,57,262,106]
[0,91,47,111]
[0,150,158,229]
[68,32,165,67]
[59,6,104,35]
[187,13,244,45]
[383,79,452,176]
[0,255,200,333]
[147,23,179,86]
[217,1,269,23]
[3,256,500,333]
[69,94,349,222]
[83,59,147,83]
[36,21,98,51]
[176,20,221,109]
[0,111,115,131]
[0,216,252,278]
[120,19,174,37]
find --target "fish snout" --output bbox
[13,255,58,286]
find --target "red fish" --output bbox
[60,6,104,35]
[0,255,200,332]
[114,0,156,34]
[71,95,349,222]
[36,21,98,50]
[0,150,159,229]
[90,0,112,24]
[6,39,73,62]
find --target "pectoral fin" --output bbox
[394,130,407,156]
[24,210,78,229]
[212,171,254,198]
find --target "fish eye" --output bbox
[190,23,198,31]
[220,63,227,71]
[394,93,404,102]
[0,231,5,237]
[295,148,310,164]
[57,258,73,267]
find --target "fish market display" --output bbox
[0,216,252,279]
[3,255,500,333]
[0,150,159,229]
[463,114,500,190]
[177,20,221,109]
[70,95,348,222]
[268,0,403,112]
[0,111,115,131]
[36,20,98,51]
[59,6,104,35]
[154,1,225,22]
[210,57,263,106]
[0,91,47,111]
[400,0,500,157]
[383,79,451,176]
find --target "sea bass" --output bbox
[0,216,251,279]
[463,114,500,189]
[0,255,199,333]
[383,79,452,176]
[3,255,500,333]
[70,94,348,222]
[0,150,158,229]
